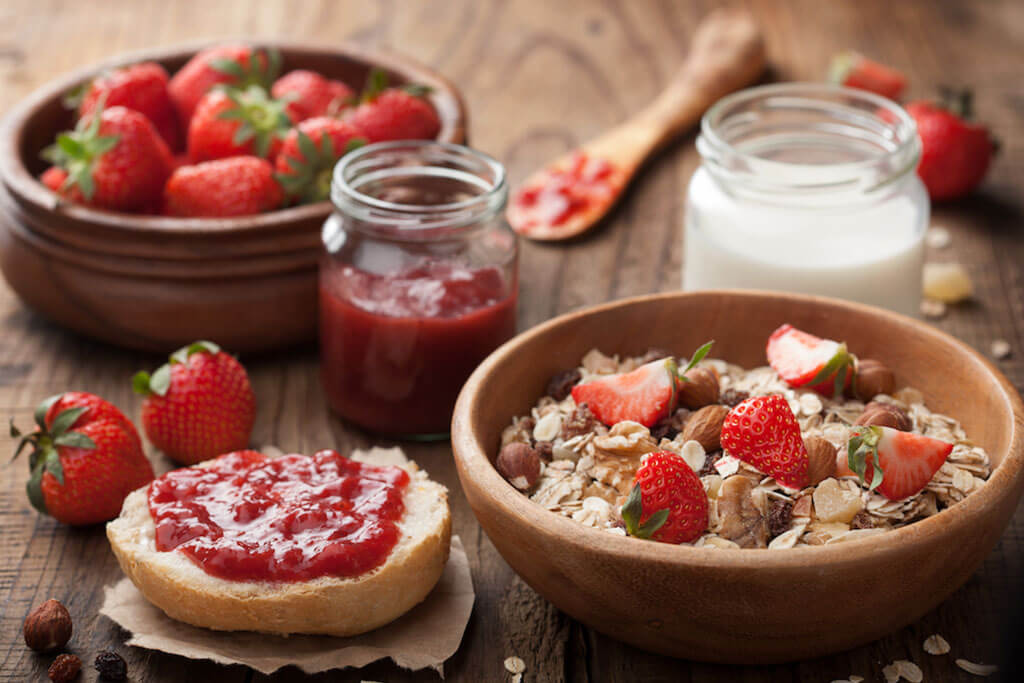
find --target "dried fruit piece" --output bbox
[23,599,73,653]
[923,262,973,303]
[546,368,581,400]
[767,498,794,537]
[94,650,128,681]
[48,653,81,682]
[812,478,863,524]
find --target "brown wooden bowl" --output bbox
[0,40,467,352]
[451,290,1024,664]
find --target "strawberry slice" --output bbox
[846,426,953,500]
[766,324,854,398]
[720,395,809,489]
[571,357,678,428]
[828,51,907,101]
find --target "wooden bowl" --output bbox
[451,290,1024,664]
[0,41,467,352]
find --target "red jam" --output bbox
[509,151,622,236]
[320,260,517,436]
[148,450,410,583]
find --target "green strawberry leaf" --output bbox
[620,484,669,540]
[400,83,433,98]
[344,137,366,154]
[149,364,172,397]
[680,340,714,379]
[9,417,20,439]
[170,340,221,365]
[48,405,88,438]
[362,68,389,103]
[31,392,57,431]
[210,57,246,79]
[132,371,152,396]
[26,465,47,515]
[43,450,64,485]
[53,431,96,450]
[62,82,90,110]
[847,427,884,491]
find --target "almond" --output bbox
[855,402,912,431]
[805,435,837,486]
[677,367,720,409]
[853,359,895,401]
[681,404,729,452]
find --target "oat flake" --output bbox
[955,658,998,676]
[926,225,952,248]
[512,674,523,683]
[882,663,900,683]
[504,656,526,674]
[896,659,923,682]
[680,440,706,473]
[923,633,950,655]
[991,339,1011,360]
[533,412,562,442]
[920,298,947,319]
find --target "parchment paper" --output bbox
[99,447,474,676]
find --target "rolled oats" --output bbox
[680,440,707,473]
[955,658,998,676]
[503,656,526,674]
[923,633,950,655]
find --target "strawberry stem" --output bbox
[847,426,884,491]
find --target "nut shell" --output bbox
[23,599,72,653]
[681,404,730,452]
[855,402,912,431]
[496,442,541,490]
[678,367,720,409]
[853,359,895,401]
[805,436,838,486]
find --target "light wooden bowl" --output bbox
[0,41,467,352]
[451,290,1024,664]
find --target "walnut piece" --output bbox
[716,476,768,548]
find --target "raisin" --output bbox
[720,389,749,407]
[545,368,581,401]
[850,511,875,530]
[561,403,597,440]
[650,423,679,441]
[48,654,81,683]
[767,498,794,538]
[698,450,722,477]
[94,651,127,681]
[534,440,553,461]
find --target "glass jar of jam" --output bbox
[321,141,518,438]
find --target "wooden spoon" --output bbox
[507,9,766,241]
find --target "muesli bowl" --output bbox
[451,290,1024,664]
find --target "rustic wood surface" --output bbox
[1,0,1021,681]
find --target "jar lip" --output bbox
[331,140,508,233]
[697,83,921,200]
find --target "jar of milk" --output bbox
[684,83,928,318]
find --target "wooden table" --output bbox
[2,1,1022,680]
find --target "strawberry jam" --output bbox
[509,151,622,236]
[148,450,409,582]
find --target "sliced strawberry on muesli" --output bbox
[720,394,810,490]
[766,324,854,398]
[843,425,953,501]
[570,342,712,428]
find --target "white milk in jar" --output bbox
[683,84,928,318]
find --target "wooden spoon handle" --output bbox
[586,9,765,166]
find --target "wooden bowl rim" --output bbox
[0,38,468,236]
[452,290,1024,570]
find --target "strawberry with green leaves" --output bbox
[344,69,441,143]
[42,105,173,212]
[828,51,907,101]
[133,341,256,465]
[186,86,292,163]
[720,394,809,490]
[168,45,279,124]
[621,451,707,544]
[843,426,953,501]
[766,324,854,398]
[164,156,283,217]
[275,117,366,203]
[10,392,154,526]
[571,341,713,428]
[272,69,354,122]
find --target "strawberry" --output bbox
[187,87,291,162]
[42,105,173,212]
[621,451,707,544]
[907,90,996,201]
[164,156,283,218]
[75,61,182,151]
[766,324,854,398]
[168,45,279,124]
[828,51,906,101]
[344,70,440,143]
[40,166,72,195]
[10,392,154,525]
[846,426,953,501]
[720,395,809,490]
[132,341,256,464]
[271,69,354,122]
[275,117,366,203]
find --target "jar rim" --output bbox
[697,83,921,201]
[331,140,508,236]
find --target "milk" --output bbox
[683,167,928,318]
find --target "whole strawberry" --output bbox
[76,61,182,151]
[10,392,154,525]
[272,69,354,122]
[908,91,996,201]
[164,157,283,217]
[42,105,173,211]
[187,87,291,162]
[133,341,256,464]
[276,118,366,203]
[621,451,708,544]
[168,45,279,124]
[720,394,810,490]
[345,70,440,143]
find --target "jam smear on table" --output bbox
[148,450,410,582]
[319,260,517,435]
[509,151,622,235]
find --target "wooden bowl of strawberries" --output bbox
[0,41,467,352]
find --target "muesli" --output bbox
[494,324,991,548]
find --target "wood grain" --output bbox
[1,0,1022,681]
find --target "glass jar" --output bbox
[321,141,518,439]
[684,83,928,318]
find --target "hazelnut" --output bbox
[681,404,730,452]
[805,436,838,486]
[23,599,72,653]
[853,359,895,401]
[677,367,720,409]
[496,442,541,490]
[48,653,81,682]
[855,402,912,431]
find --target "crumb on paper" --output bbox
[991,339,1011,360]
[955,658,999,676]
[920,298,947,319]
[926,226,952,249]
[504,656,526,674]
[923,262,973,303]
[923,633,951,655]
